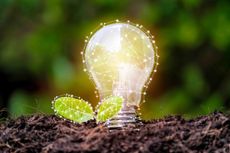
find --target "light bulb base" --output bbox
[105,105,141,130]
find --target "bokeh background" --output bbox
[0,0,230,120]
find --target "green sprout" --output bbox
[52,94,123,124]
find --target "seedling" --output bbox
[52,94,123,123]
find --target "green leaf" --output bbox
[96,96,123,122]
[52,95,94,123]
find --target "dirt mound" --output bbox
[0,112,229,153]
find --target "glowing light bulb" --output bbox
[83,21,158,128]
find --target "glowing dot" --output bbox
[154,69,157,72]
[147,30,150,33]
[116,19,119,22]
[83,68,87,72]
[80,51,83,55]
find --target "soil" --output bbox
[0,112,229,153]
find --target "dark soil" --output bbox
[0,112,229,153]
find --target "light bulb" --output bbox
[83,21,158,128]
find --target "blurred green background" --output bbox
[0,0,230,120]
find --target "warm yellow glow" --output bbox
[84,22,156,106]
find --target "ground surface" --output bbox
[0,112,229,153]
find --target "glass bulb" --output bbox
[84,22,157,128]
